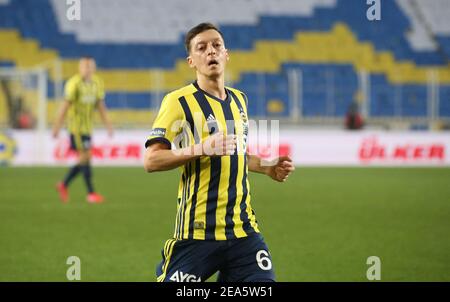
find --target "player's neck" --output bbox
[80,74,93,82]
[196,75,226,101]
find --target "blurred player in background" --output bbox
[52,56,113,203]
[144,23,295,282]
[345,102,364,130]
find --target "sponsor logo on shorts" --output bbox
[170,271,201,282]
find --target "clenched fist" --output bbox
[202,131,237,156]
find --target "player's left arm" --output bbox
[241,91,294,181]
[95,77,113,137]
[247,154,295,182]
[96,99,113,137]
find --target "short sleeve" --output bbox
[64,77,77,102]
[145,93,185,149]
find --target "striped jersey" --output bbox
[64,74,105,135]
[145,81,259,241]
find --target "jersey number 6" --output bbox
[256,250,272,271]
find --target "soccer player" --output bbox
[144,23,295,282]
[53,56,113,203]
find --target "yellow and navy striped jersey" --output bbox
[145,81,259,241]
[64,74,105,135]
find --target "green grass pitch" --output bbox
[0,167,449,281]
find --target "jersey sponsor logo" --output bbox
[169,271,201,282]
[149,128,167,138]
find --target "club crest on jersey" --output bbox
[240,109,249,136]
[240,109,248,123]
[239,109,249,153]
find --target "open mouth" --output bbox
[208,59,219,66]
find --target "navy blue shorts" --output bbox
[69,134,92,151]
[156,233,275,282]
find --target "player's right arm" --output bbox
[144,142,199,172]
[144,131,236,172]
[53,77,77,138]
[144,93,235,173]
[52,100,71,138]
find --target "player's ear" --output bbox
[187,55,195,68]
[225,49,230,61]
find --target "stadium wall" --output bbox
[1,130,449,167]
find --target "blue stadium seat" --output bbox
[439,86,450,117]
[1,0,448,118]
[1,0,448,68]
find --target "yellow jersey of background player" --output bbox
[53,56,113,204]
[144,23,295,282]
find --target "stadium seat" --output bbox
[1,0,449,121]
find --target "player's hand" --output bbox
[52,128,59,139]
[107,126,114,138]
[265,156,295,182]
[202,131,237,156]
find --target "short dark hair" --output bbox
[184,22,224,53]
[80,56,94,61]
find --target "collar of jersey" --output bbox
[192,81,231,104]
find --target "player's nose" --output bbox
[206,43,216,55]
